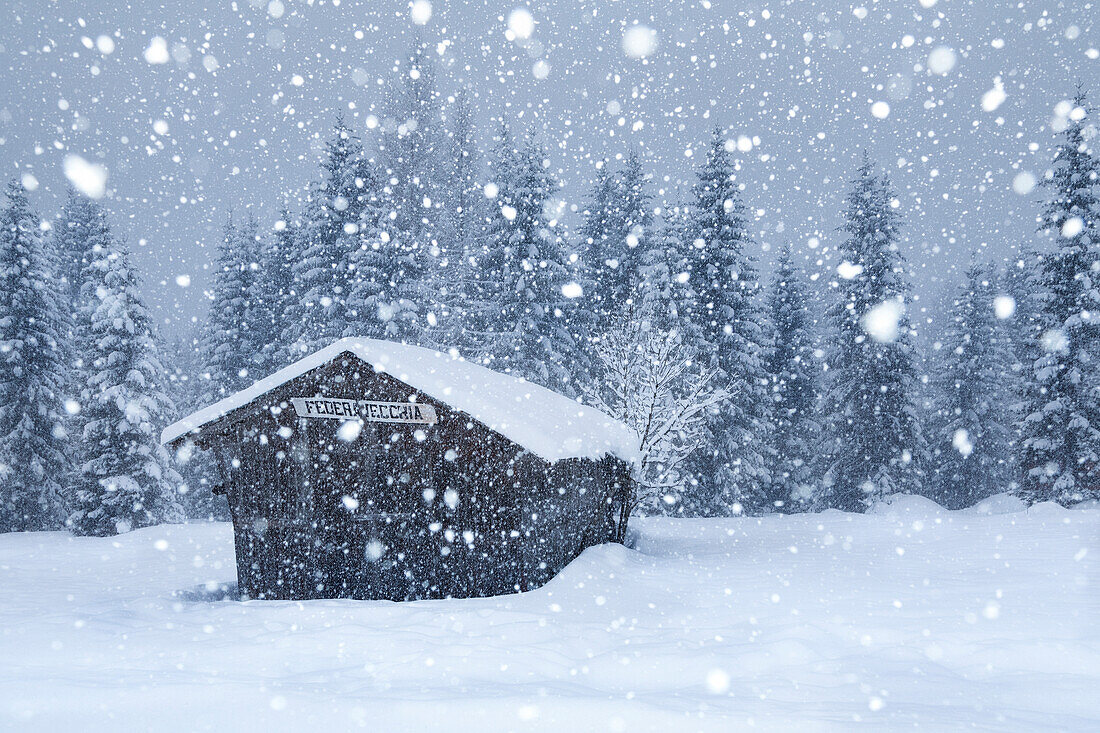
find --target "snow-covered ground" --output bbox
[1,496,1096,731]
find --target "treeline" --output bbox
[0,51,1096,533]
[184,76,1100,518]
[185,74,1097,518]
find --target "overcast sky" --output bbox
[1,0,1094,339]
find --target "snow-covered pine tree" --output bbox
[191,214,267,520]
[381,44,446,253]
[1001,246,1048,372]
[445,91,485,258]
[68,233,184,535]
[679,129,773,516]
[561,237,599,386]
[998,246,1047,474]
[54,189,109,318]
[635,206,697,334]
[344,185,419,342]
[463,127,587,395]
[51,190,107,429]
[378,44,449,340]
[425,90,485,349]
[816,154,928,511]
[574,161,615,366]
[930,262,1015,508]
[0,181,71,531]
[285,119,376,354]
[619,151,654,298]
[199,216,262,405]
[1017,90,1100,505]
[282,190,328,353]
[161,331,225,520]
[764,243,821,511]
[580,153,653,323]
[251,210,297,377]
[580,164,621,313]
[635,220,675,329]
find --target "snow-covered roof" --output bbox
[161,337,639,464]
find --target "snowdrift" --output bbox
[865,492,946,518]
[964,493,1028,516]
[1,501,1096,731]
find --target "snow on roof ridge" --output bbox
[161,337,639,464]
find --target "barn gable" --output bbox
[163,337,638,465]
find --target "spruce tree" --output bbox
[68,233,184,535]
[344,189,418,342]
[381,44,446,263]
[161,332,226,520]
[379,45,448,341]
[191,215,265,520]
[285,120,376,354]
[199,216,261,405]
[931,263,1015,508]
[680,129,773,515]
[1018,90,1100,504]
[580,164,621,314]
[0,181,71,531]
[636,207,697,333]
[463,128,586,394]
[283,189,330,354]
[428,91,487,350]
[635,218,675,329]
[816,155,928,511]
[619,151,654,299]
[445,91,485,259]
[998,247,1046,477]
[53,190,107,428]
[54,189,107,320]
[1001,247,1048,369]
[764,244,821,511]
[581,153,653,322]
[251,210,297,377]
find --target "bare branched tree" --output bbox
[586,316,730,542]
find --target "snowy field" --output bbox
[1,496,1097,732]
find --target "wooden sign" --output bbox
[291,397,437,425]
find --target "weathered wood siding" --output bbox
[182,351,624,601]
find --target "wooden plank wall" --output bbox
[196,352,625,601]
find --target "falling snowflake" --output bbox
[862,300,903,343]
[561,282,583,299]
[63,154,108,199]
[622,25,658,59]
[143,37,169,64]
[410,1,432,26]
[507,9,534,41]
[927,46,957,74]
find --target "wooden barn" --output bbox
[161,338,638,601]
